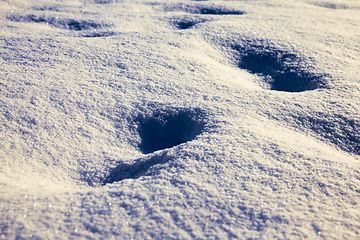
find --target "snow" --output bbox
[0,0,360,239]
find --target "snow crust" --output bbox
[1,0,360,239]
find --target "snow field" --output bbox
[1,0,360,239]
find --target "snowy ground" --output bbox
[1,0,360,239]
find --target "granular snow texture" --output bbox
[1,0,360,239]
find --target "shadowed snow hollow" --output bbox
[135,108,206,154]
[233,41,326,92]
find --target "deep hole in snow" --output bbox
[234,46,325,92]
[102,107,207,185]
[32,5,61,12]
[313,2,350,9]
[83,31,116,38]
[66,19,101,31]
[7,14,105,31]
[198,8,245,15]
[293,113,360,155]
[102,152,171,184]
[94,0,115,3]
[171,16,210,30]
[174,19,198,29]
[163,3,245,15]
[135,108,206,154]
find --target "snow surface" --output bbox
[1,0,360,239]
